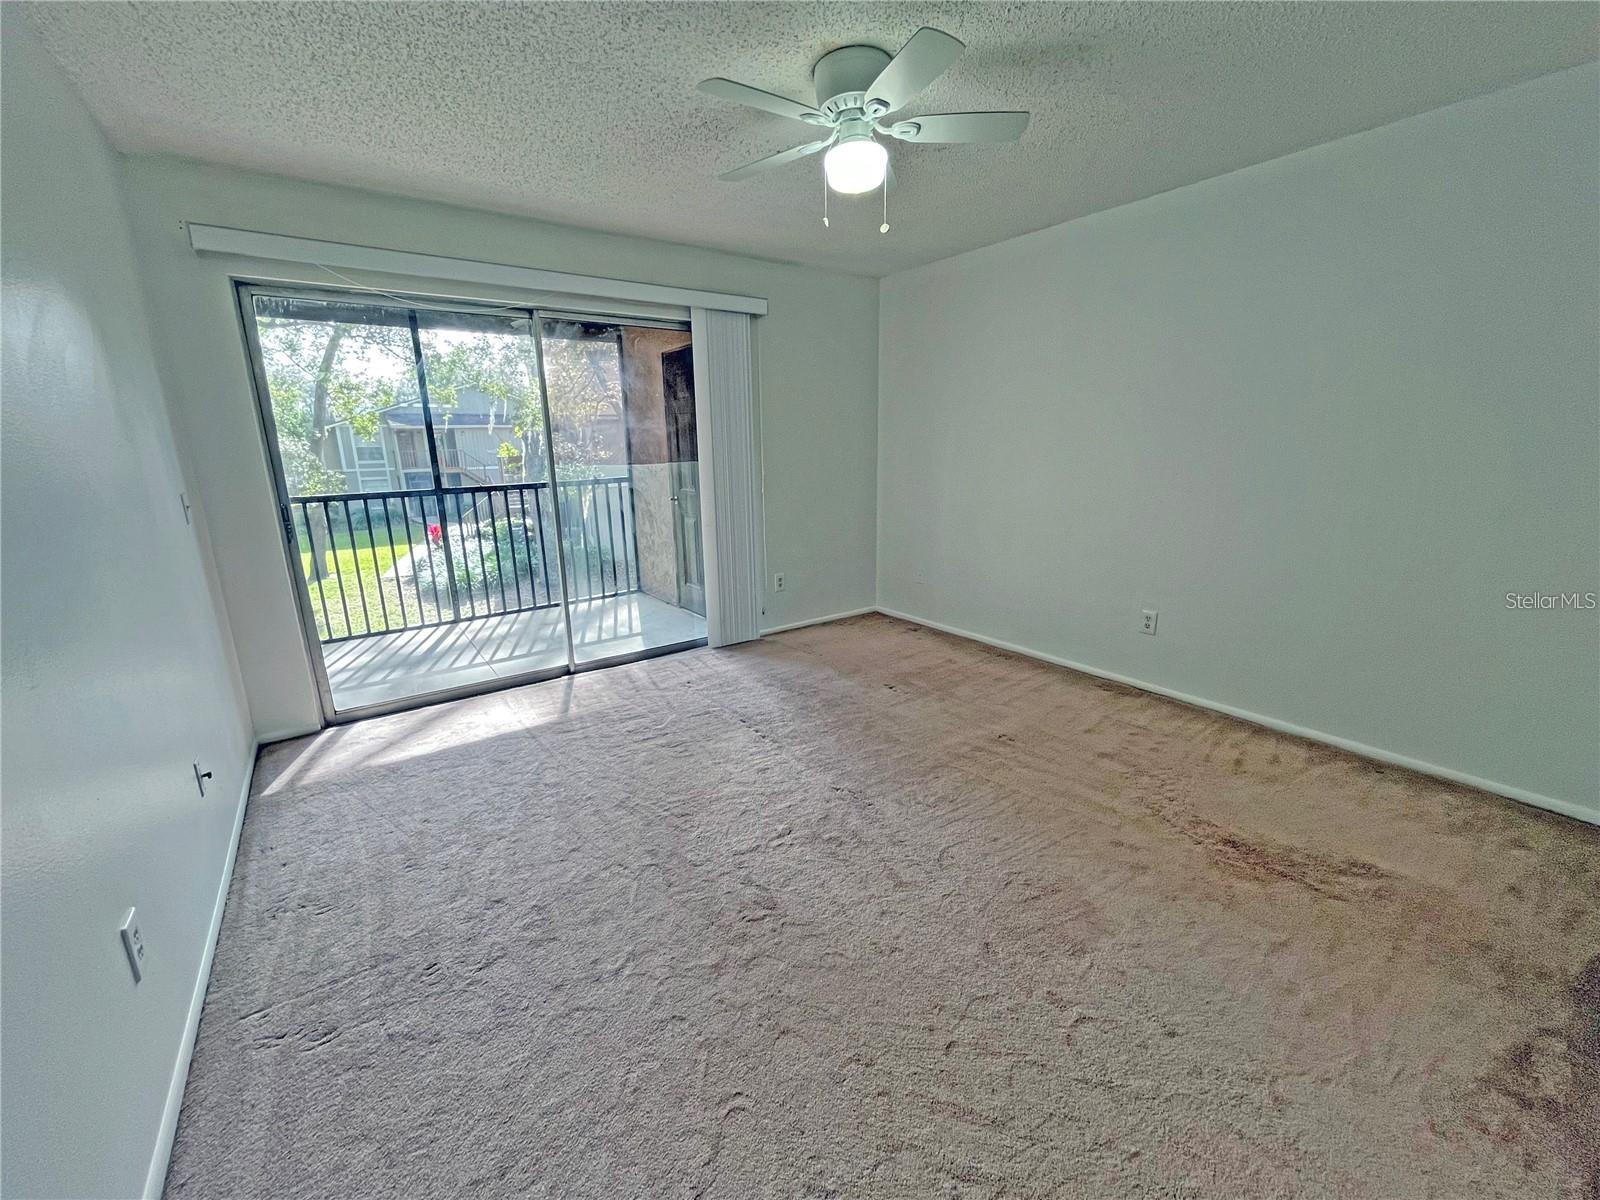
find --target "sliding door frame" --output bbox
[232,280,707,726]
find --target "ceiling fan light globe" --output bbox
[824,139,888,194]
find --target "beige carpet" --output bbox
[166,614,1599,1199]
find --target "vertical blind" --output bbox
[689,307,763,647]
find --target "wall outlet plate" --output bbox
[119,908,145,984]
[1141,609,1159,635]
[772,572,786,592]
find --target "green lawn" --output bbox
[298,525,447,640]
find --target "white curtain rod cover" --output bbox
[186,223,769,316]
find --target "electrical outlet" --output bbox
[120,908,145,983]
[772,572,786,592]
[1140,609,1159,636]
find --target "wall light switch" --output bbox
[1141,609,1159,636]
[120,909,145,984]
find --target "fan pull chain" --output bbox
[822,173,830,228]
[880,176,890,234]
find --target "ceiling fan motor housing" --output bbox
[813,44,893,115]
[701,28,1027,187]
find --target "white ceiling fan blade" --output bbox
[698,78,828,125]
[887,112,1030,144]
[866,28,965,115]
[718,138,832,182]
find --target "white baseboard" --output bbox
[875,607,1597,828]
[258,722,319,745]
[760,605,879,636]
[143,739,259,1199]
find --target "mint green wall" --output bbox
[119,158,880,737]
[878,65,1599,819]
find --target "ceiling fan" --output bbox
[698,28,1029,204]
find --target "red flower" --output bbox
[427,523,442,544]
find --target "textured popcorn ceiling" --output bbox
[19,1,1599,276]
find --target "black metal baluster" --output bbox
[403,495,426,629]
[580,482,594,601]
[323,502,352,637]
[302,504,333,638]
[555,483,568,603]
[468,490,485,615]
[528,489,547,604]
[559,482,573,601]
[469,491,485,618]
[593,482,605,597]
[380,497,408,629]
[615,484,630,593]
[596,482,606,596]
[560,483,575,601]
[416,515,431,625]
[616,482,629,594]
[522,490,538,609]
[620,483,633,598]
[594,482,607,596]
[627,479,642,596]
[525,489,544,607]
[425,495,445,624]
[483,490,507,614]
[362,498,391,631]
[568,482,583,602]
[603,482,617,595]
[481,489,498,614]
[509,489,527,606]
[501,491,524,612]
[453,492,476,618]
[533,484,553,605]
[419,495,435,620]
[596,481,608,596]
[470,489,483,614]
[472,489,495,614]
[464,490,481,613]
[342,499,373,636]
[508,486,528,604]
[521,492,540,611]
[443,493,461,618]
[611,481,624,595]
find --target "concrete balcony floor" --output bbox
[321,592,706,711]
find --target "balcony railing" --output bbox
[286,479,639,643]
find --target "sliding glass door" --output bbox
[410,309,572,683]
[541,317,707,665]
[241,286,708,717]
